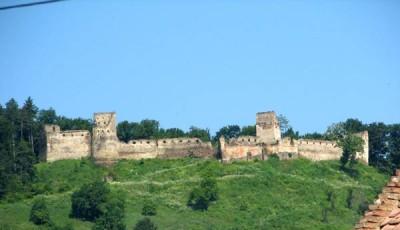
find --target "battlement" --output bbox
[44,112,214,164]
[225,136,259,146]
[220,111,369,164]
[44,125,91,162]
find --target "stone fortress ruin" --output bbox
[220,111,369,164]
[44,112,214,164]
[43,111,369,164]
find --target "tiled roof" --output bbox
[355,170,400,230]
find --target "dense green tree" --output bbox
[30,197,51,226]
[37,108,58,124]
[277,114,290,134]
[367,122,389,171]
[338,134,364,169]
[214,125,241,141]
[187,187,209,211]
[282,127,299,139]
[240,125,256,136]
[71,181,110,221]
[187,126,210,142]
[21,97,38,152]
[141,200,157,216]
[187,176,218,211]
[57,117,92,131]
[133,218,157,230]
[140,119,159,139]
[388,124,400,170]
[14,140,36,184]
[158,128,186,139]
[93,196,125,230]
[200,176,218,201]
[300,132,326,140]
[117,121,134,143]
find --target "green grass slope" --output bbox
[0,158,388,230]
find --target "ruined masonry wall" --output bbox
[220,136,262,162]
[45,129,91,162]
[297,139,341,161]
[118,138,213,160]
[91,112,214,163]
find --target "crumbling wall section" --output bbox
[157,138,213,158]
[118,139,158,159]
[220,136,262,162]
[45,125,91,162]
[267,138,299,160]
[297,139,342,161]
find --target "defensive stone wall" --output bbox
[219,136,262,162]
[297,139,341,161]
[44,125,91,162]
[118,138,213,160]
[220,111,369,164]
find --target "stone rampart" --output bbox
[45,125,91,162]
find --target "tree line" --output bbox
[116,120,211,142]
[0,98,92,200]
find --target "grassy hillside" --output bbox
[0,158,388,230]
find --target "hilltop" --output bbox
[0,158,388,230]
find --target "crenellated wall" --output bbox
[44,125,91,162]
[43,112,214,163]
[219,136,262,162]
[43,110,369,165]
[220,111,369,164]
[118,138,213,160]
[297,139,341,161]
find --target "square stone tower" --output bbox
[256,111,281,144]
[92,112,119,162]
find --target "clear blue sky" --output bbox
[0,0,399,135]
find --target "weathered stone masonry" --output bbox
[44,112,214,163]
[220,111,369,164]
[44,110,369,164]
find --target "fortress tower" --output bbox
[256,111,281,144]
[92,112,119,163]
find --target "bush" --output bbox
[133,217,157,230]
[29,197,51,225]
[93,196,125,230]
[238,200,248,211]
[187,187,210,211]
[187,176,218,211]
[200,176,218,201]
[141,200,157,216]
[70,181,110,221]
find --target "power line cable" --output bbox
[0,0,67,11]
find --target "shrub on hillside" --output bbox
[141,200,157,216]
[133,217,157,230]
[187,187,210,211]
[93,196,125,230]
[187,176,218,211]
[29,197,51,226]
[70,181,110,221]
[200,176,218,201]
